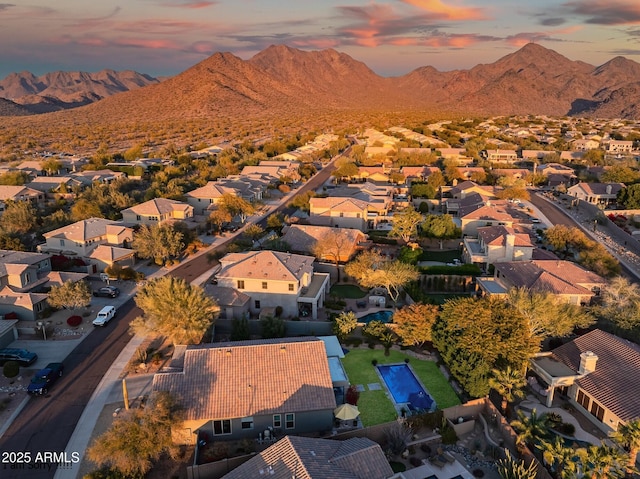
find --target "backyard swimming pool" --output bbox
[358,310,393,324]
[377,363,435,410]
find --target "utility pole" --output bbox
[122,378,130,410]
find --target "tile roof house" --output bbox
[309,197,369,232]
[476,260,605,305]
[220,435,393,479]
[152,337,337,445]
[0,185,45,212]
[458,200,523,236]
[529,329,640,433]
[281,225,368,263]
[185,178,266,216]
[462,225,534,269]
[71,169,126,186]
[40,218,135,272]
[26,176,84,195]
[121,198,194,226]
[0,250,87,320]
[567,182,624,206]
[215,250,330,320]
[483,149,518,164]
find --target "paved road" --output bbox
[0,152,340,479]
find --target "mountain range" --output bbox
[0,70,159,114]
[1,43,640,127]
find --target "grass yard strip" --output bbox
[330,284,368,299]
[341,349,460,426]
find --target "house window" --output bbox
[60,239,65,246]
[577,389,590,410]
[255,300,261,309]
[136,215,141,221]
[273,414,281,428]
[237,280,245,289]
[339,212,344,217]
[356,213,360,218]
[213,419,231,435]
[285,413,295,429]
[288,284,294,292]
[590,401,605,422]
[262,281,268,290]
[241,417,254,430]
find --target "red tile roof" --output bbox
[551,330,640,422]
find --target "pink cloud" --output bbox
[399,0,486,21]
[159,1,216,8]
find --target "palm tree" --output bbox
[496,449,537,479]
[580,444,628,479]
[540,436,581,479]
[610,418,640,475]
[510,409,548,450]
[489,366,527,416]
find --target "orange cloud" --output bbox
[400,0,486,20]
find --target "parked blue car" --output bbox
[28,363,64,395]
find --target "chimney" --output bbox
[606,184,612,195]
[505,234,516,261]
[578,351,598,374]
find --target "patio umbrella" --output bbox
[334,403,360,420]
[408,391,433,410]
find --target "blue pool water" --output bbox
[358,310,393,324]
[377,364,435,410]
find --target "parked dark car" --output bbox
[0,348,38,366]
[27,362,64,395]
[93,286,120,298]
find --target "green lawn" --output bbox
[330,284,368,299]
[341,349,460,427]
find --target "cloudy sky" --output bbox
[2,0,640,78]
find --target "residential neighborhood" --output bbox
[1,117,640,479]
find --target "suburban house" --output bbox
[353,166,390,183]
[529,329,640,434]
[240,161,300,183]
[448,181,495,200]
[400,166,441,183]
[459,200,522,236]
[220,436,393,479]
[462,225,534,269]
[280,225,368,263]
[308,197,370,232]
[152,337,337,445]
[0,185,46,212]
[490,168,530,181]
[567,182,624,206]
[185,179,265,216]
[572,138,600,151]
[71,169,126,186]
[26,176,84,196]
[483,149,518,164]
[121,198,194,226]
[455,166,486,181]
[40,218,135,273]
[604,140,634,154]
[215,250,330,320]
[476,260,605,305]
[0,250,87,320]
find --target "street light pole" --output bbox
[37,321,46,341]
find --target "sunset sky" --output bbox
[2,0,640,78]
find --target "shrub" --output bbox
[473,469,485,478]
[389,461,406,473]
[404,358,410,364]
[410,457,422,467]
[3,360,19,379]
[420,444,431,454]
[346,384,360,406]
[371,359,378,366]
[67,315,82,327]
[560,422,575,436]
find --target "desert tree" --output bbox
[311,229,353,281]
[344,250,419,303]
[218,193,255,223]
[392,302,438,348]
[132,277,219,345]
[333,311,358,340]
[70,198,103,221]
[260,316,286,338]
[132,223,184,266]
[0,200,37,235]
[389,206,423,243]
[86,392,182,478]
[47,280,92,311]
[488,365,526,415]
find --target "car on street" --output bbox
[93,286,120,298]
[93,305,117,326]
[28,362,64,395]
[0,348,38,366]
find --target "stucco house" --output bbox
[185,179,265,216]
[462,225,534,269]
[529,329,640,434]
[459,200,521,236]
[220,435,393,479]
[567,182,624,206]
[152,337,337,445]
[40,218,135,273]
[483,149,518,164]
[309,197,369,232]
[121,198,194,226]
[0,185,46,212]
[476,260,605,305]
[214,250,330,320]
[71,169,126,186]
